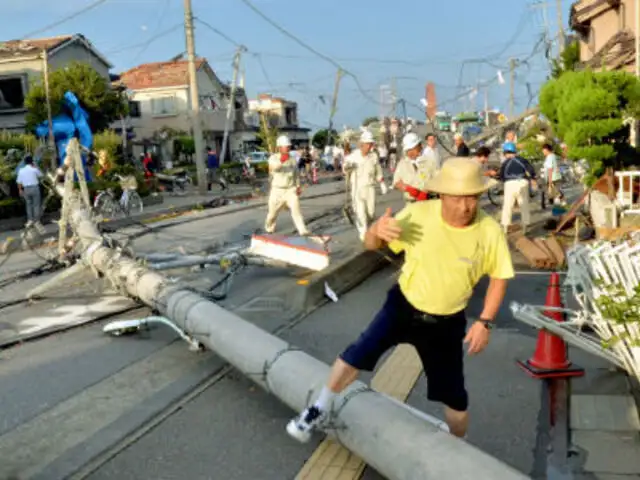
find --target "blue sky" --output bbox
[5,0,575,130]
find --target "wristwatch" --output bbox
[477,319,494,330]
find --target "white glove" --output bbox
[380,182,388,195]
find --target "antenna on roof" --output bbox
[169,52,186,62]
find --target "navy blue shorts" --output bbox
[340,284,469,411]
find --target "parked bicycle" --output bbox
[93,174,144,218]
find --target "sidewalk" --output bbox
[569,365,640,478]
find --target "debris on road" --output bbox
[513,235,567,270]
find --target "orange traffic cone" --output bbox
[517,272,584,379]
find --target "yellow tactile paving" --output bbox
[295,345,423,480]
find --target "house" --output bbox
[570,0,637,71]
[0,34,112,132]
[116,58,248,160]
[236,93,310,151]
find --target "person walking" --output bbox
[16,155,45,234]
[474,146,498,178]
[393,133,438,203]
[343,131,388,240]
[542,143,565,206]
[422,133,442,169]
[207,147,226,191]
[499,142,537,234]
[286,157,514,442]
[454,133,470,157]
[264,135,310,235]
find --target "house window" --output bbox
[151,96,177,116]
[128,100,141,118]
[0,76,26,112]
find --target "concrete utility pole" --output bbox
[509,58,516,119]
[51,141,530,480]
[391,76,398,118]
[484,85,490,127]
[556,0,565,54]
[633,0,640,147]
[183,0,207,194]
[41,49,56,170]
[220,46,246,164]
[327,68,343,147]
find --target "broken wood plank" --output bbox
[515,236,551,268]
[545,236,566,266]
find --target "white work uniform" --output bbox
[265,153,309,235]
[344,150,383,238]
[393,155,438,203]
[421,145,442,170]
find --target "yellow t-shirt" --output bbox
[388,199,514,315]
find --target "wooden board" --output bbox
[295,345,423,480]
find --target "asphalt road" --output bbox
[0,172,587,479]
[84,267,562,480]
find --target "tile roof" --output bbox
[118,59,206,90]
[0,35,73,61]
[583,29,635,70]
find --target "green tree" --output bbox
[540,69,640,184]
[311,129,338,149]
[550,40,581,79]
[362,116,378,127]
[25,62,128,133]
[256,112,279,152]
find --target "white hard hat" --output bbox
[276,135,291,147]
[359,131,375,143]
[402,132,421,152]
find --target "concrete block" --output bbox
[249,234,330,271]
[573,430,640,475]
[574,474,640,479]
[571,395,640,432]
[571,369,631,396]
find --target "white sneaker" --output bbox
[286,405,324,443]
[25,220,34,229]
[34,222,46,235]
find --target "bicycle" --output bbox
[93,174,144,218]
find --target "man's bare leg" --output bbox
[286,358,359,442]
[444,406,468,438]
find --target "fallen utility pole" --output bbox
[51,141,528,480]
[468,106,541,148]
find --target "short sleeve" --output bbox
[387,204,414,254]
[483,224,515,279]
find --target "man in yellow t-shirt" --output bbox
[286,157,514,442]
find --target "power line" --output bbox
[19,0,110,39]
[104,23,183,55]
[133,0,172,62]
[195,18,242,47]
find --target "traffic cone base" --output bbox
[517,271,585,379]
[517,358,584,379]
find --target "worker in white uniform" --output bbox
[264,135,310,235]
[393,133,439,204]
[343,131,387,240]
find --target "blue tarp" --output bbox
[35,91,93,180]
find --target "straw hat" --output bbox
[425,157,497,196]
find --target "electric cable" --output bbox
[132,0,172,63]
[19,0,110,39]
[104,23,184,56]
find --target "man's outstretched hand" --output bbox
[372,207,402,243]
